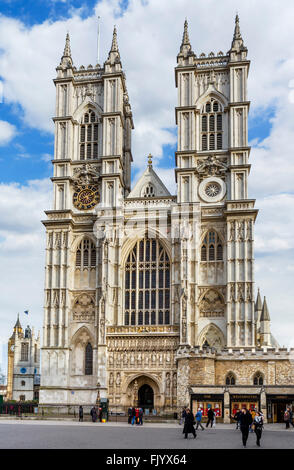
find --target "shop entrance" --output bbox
[269,401,294,423]
[230,395,260,421]
[138,384,154,411]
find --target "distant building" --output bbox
[7,315,40,401]
[0,366,5,385]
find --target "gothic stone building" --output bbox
[39,17,294,422]
[7,316,40,401]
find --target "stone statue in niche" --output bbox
[116,372,121,386]
[109,372,114,386]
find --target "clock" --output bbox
[73,184,100,210]
[10,345,14,352]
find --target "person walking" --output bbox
[179,407,187,425]
[249,409,255,432]
[90,406,97,423]
[183,408,196,439]
[206,408,215,428]
[253,411,264,447]
[195,408,204,431]
[289,407,294,428]
[98,406,102,422]
[127,407,132,424]
[78,405,83,422]
[232,409,241,429]
[139,407,144,425]
[284,407,294,429]
[131,406,136,425]
[135,407,140,425]
[239,407,253,448]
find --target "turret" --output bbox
[260,297,271,346]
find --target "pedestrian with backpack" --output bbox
[195,408,205,431]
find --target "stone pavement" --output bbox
[0,419,293,449]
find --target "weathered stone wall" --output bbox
[189,357,216,385]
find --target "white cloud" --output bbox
[0,120,16,145]
[0,179,52,367]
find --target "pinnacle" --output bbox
[233,13,242,40]
[111,25,119,53]
[63,32,72,58]
[182,19,190,46]
[261,296,271,322]
[179,18,192,54]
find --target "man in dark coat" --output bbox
[90,406,97,423]
[78,406,83,422]
[183,408,196,439]
[206,408,215,428]
[239,407,253,447]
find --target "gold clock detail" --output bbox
[73,184,100,210]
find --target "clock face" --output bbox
[73,184,100,210]
[10,345,14,352]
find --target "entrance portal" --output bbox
[138,384,154,411]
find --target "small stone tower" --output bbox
[7,316,40,401]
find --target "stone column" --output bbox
[224,390,230,423]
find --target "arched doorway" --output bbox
[138,384,154,411]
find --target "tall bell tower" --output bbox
[175,16,258,349]
[39,27,134,408]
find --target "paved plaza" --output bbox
[0,420,293,449]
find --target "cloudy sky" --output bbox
[0,0,294,373]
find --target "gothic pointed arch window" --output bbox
[225,372,236,385]
[79,110,99,160]
[200,98,223,151]
[201,230,223,261]
[124,238,170,326]
[75,239,96,269]
[253,372,264,386]
[85,342,93,375]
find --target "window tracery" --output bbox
[79,110,99,160]
[75,239,96,269]
[201,230,223,261]
[201,98,223,151]
[124,238,170,326]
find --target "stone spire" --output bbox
[107,25,121,64]
[260,296,271,322]
[13,313,23,337]
[111,25,119,53]
[255,288,262,313]
[179,19,192,54]
[229,13,247,56]
[59,32,73,68]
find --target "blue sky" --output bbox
[0,0,294,374]
[0,0,273,186]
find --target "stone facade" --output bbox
[7,316,40,401]
[39,18,294,421]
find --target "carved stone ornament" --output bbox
[196,155,228,178]
[73,293,95,321]
[199,289,225,317]
[198,176,226,203]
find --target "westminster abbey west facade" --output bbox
[39,16,294,422]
